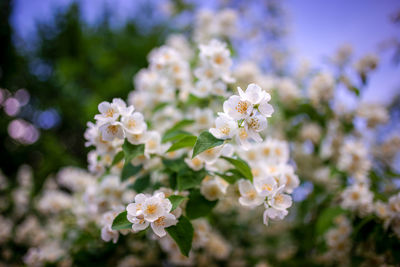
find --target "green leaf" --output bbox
[122,140,145,162]
[168,195,186,211]
[111,211,132,230]
[129,174,150,193]
[162,119,195,143]
[111,151,124,166]
[221,156,253,181]
[153,102,168,112]
[121,163,142,181]
[167,136,197,153]
[316,207,346,236]
[192,131,224,158]
[162,130,192,143]
[166,216,194,257]
[163,158,187,173]
[168,119,195,132]
[186,189,218,219]
[177,168,207,191]
[215,169,243,184]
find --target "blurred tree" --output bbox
[0,1,165,192]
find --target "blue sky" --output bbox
[11,0,400,104]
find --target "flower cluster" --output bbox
[126,192,178,238]
[236,138,298,225]
[210,83,274,149]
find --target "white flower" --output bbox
[199,39,232,71]
[341,183,373,212]
[209,113,237,140]
[141,193,172,222]
[281,166,300,194]
[121,112,147,134]
[254,176,278,197]
[130,215,150,232]
[268,186,292,211]
[151,213,177,237]
[101,225,119,243]
[95,100,120,122]
[193,80,212,98]
[263,207,288,225]
[200,177,228,201]
[144,131,162,157]
[99,122,125,141]
[127,193,147,218]
[223,95,253,120]
[126,132,148,145]
[238,179,264,208]
[245,114,268,142]
[197,144,234,165]
[184,155,204,171]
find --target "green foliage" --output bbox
[121,163,142,181]
[177,167,207,191]
[316,206,346,236]
[215,168,243,184]
[221,156,253,181]
[167,195,187,211]
[129,174,151,193]
[111,211,132,230]
[122,140,145,162]
[166,216,194,257]
[166,135,197,152]
[186,189,218,219]
[192,131,225,158]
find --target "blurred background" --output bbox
[1,0,399,194]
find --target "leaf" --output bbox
[177,168,207,191]
[163,158,187,173]
[215,169,243,184]
[316,207,346,236]
[162,130,192,143]
[111,211,132,230]
[168,195,186,211]
[162,119,195,143]
[121,163,142,181]
[221,156,253,181]
[186,189,218,219]
[153,102,168,112]
[111,151,124,166]
[168,119,195,132]
[167,136,197,153]
[129,174,150,193]
[122,140,145,162]
[166,216,194,257]
[192,131,224,158]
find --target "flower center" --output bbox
[105,108,115,117]
[235,101,249,114]
[154,216,166,226]
[107,125,118,135]
[146,204,157,215]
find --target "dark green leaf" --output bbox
[168,195,186,211]
[163,158,187,173]
[167,136,197,152]
[316,207,346,236]
[215,169,243,184]
[166,216,194,257]
[162,119,195,143]
[111,211,132,230]
[122,140,145,162]
[162,130,192,143]
[129,174,150,193]
[221,156,253,181]
[111,151,124,166]
[186,189,218,219]
[192,131,224,158]
[177,168,207,191]
[121,163,142,181]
